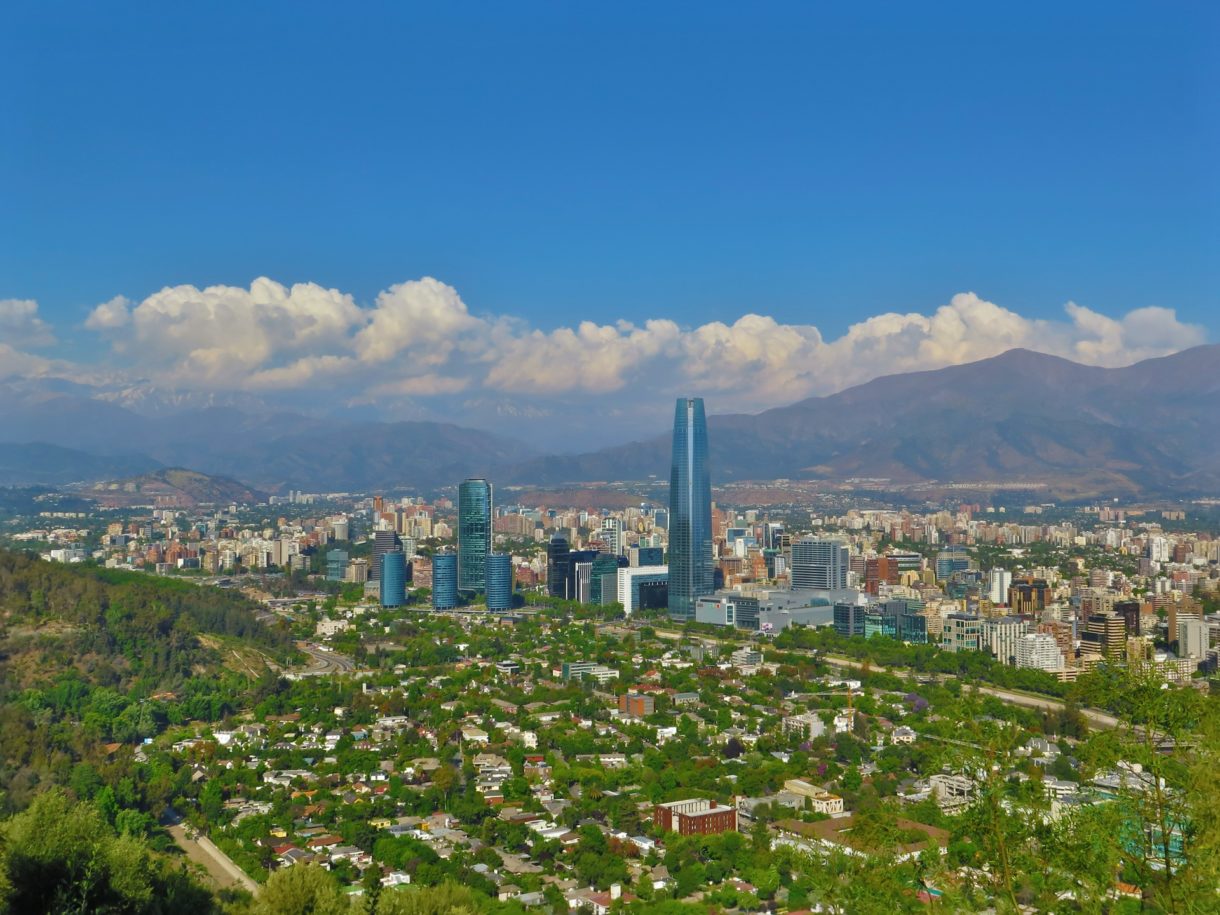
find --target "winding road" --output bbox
[289,640,356,677]
[640,623,1123,732]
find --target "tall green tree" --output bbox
[0,789,215,914]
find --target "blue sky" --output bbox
[1,2,1217,444]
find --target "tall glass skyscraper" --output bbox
[546,535,571,598]
[668,397,713,619]
[458,478,493,592]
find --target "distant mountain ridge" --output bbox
[73,468,266,507]
[0,443,162,487]
[500,345,1220,497]
[0,345,1217,497]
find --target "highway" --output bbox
[288,640,356,677]
[639,623,1123,732]
[815,653,1122,731]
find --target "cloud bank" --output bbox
[81,279,1205,405]
[3,277,1208,443]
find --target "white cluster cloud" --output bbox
[59,278,1207,420]
[0,297,56,347]
[86,278,365,387]
[82,295,132,330]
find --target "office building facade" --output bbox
[987,568,1013,606]
[326,549,348,581]
[981,616,1028,666]
[935,546,971,582]
[458,478,493,592]
[547,535,571,598]
[653,799,737,836]
[631,546,664,567]
[590,552,624,605]
[1081,612,1126,660]
[942,613,982,652]
[1008,578,1051,615]
[791,537,849,590]
[619,565,669,616]
[432,552,460,610]
[1015,632,1062,671]
[380,550,407,608]
[1177,618,1208,660]
[485,552,513,611]
[833,601,866,638]
[667,397,713,619]
[1115,599,1142,635]
[370,529,402,581]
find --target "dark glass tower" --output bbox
[547,535,571,598]
[458,478,493,592]
[370,529,401,581]
[667,397,713,619]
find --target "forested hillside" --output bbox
[0,550,294,810]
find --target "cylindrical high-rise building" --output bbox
[485,552,513,611]
[432,552,460,610]
[458,478,493,592]
[380,550,407,608]
[668,397,713,619]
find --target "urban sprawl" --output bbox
[6,397,1219,913]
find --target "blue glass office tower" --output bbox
[485,552,513,611]
[380,550,407,608]
[432,553,459,610]
[326,549,348,581]
[458,478,493,592]
[668,397,713,619]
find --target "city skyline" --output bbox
[1,4,1217,910]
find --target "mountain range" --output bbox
[505,345,1220,497]
[0,345,1217,498]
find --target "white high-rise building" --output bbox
[1015,633,1062,671]
[601,518,624,556]
[1178,618,1209,660]
[791,537,849,590]
[982,616,1028,666]
[988,568,1013,606]
[1148,536,1171,563]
